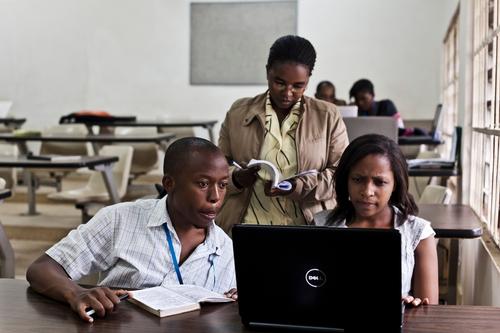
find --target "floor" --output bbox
[0,170,159,279]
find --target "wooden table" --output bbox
[1,279,499,333]
[0,132,176,155]
[0,156,119,215]
[418,204,483,238]
[408,168,459,178]
[418,204,482,305]
[0,118,26,130]
[398,136,443,145]
[60,118,219,142]
[408,168,462,202]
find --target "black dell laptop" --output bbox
[232,225,403,332]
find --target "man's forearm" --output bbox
[26,254,84,304]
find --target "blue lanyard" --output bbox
[162,224,183,285]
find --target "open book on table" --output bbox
[247,159,318,191]
[129,284,233,318]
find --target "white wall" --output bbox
[302,0,457,120]
[0,0,457,140]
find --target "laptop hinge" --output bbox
[249,321,344,332]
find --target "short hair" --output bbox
[349,78,374,99]
[327,134,417,226]
[163,137,223,176]
[316,80,334,93]
[266,35,317,75]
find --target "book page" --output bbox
[247,159,282,187]
[248,159,318,188]
[131,286,196,309]
[165,284,233,303]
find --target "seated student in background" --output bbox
[26,137,237,323]
[315,80,347,106]
[325,134,438,306]
[349,79,407,134]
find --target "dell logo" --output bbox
[305,269,326,288]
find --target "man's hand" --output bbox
[232,163,260,188]
[66,287,130,323]
[224,288,238,300]
[264,179,296,197]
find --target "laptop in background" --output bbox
[429,104,443,139]
[0,101,13,118]
[343,116,399,142]
[337,105,358,118]
[398,104,443,144]
[407,126,461,169]
[233,225,403,332]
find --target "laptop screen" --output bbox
[233,225,403,331]
[430,104,443,136]
[337,105,358,118]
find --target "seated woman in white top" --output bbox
[325,134,438,306]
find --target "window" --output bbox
[442,8,459,194]
[471,0,500,246]
[443,8,459,140]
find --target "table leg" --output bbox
[17,142,29,156]
[206,125,215,143]
[22,170,39,215]
[91,163,120,204]
[447,238,459,304]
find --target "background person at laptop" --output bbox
[217,35,349,233]
[325,134,439,306]
[315,80,347,106]
[26,137,237,323]
[349,79,427,137]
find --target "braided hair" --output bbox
[266,35,317,75]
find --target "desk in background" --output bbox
[408,168,459,179]
[0,156,119,215]
[60,117,219,142]
[1,279,499,333]
[0,118,26,130]
[418,204,483,305]
[0,132,176,155]
[409,167,462,202]
[398,136,443,146]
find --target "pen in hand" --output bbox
[85,293,130,317]
[232,161,243,169]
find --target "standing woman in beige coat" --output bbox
[217,35,349,234]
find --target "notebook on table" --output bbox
[232,224,403,332]
[407,126,461,170]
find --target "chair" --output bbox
[114,127,159,179]
[0,177,15,278]
[0,143,18,189]
[418,185,452,205]
[48,145,133,221]
[158,126,196,147]
[343,117,398,142]
[31,124,92,191]
[417,184,453,304]
[408,151,442,201]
